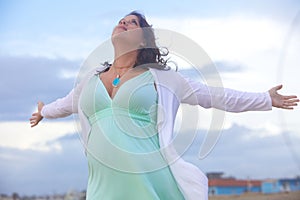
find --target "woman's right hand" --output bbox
[30,101,44,127]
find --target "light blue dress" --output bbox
[80,70,184,199]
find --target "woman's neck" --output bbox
[113,50,138,70]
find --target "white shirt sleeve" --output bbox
[179,74,272,112]
[40,77,86,118]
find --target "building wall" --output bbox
[262,178,300,194]
[262,181,280,194]
[279,178,300,192]
[209,177,300,196]
[209,186,261,196]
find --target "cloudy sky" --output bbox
[1,0,300,196]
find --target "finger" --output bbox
[283,102,298,107]
[31,112,38,117]
[38,102,44,110]
[283,103,297,107]
[30,118,37,123]
[282,106,294,110]
[283,95,298,100]
[282,100,298,109]
[30,117,39,124]
[274,84,283,91]
[284,99,299,104]
[289,99,299,103]
[31,120,40,127]
[29,116,37,121]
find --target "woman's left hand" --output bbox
[30,101,44,127]
[269,85,299,109]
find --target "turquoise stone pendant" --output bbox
[112,75,120,87]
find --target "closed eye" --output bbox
[131,19,138,26]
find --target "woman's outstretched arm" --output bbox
[29,68,97,128]
[179,73,299,112]
[29,86,78,128]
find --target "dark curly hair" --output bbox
[126,11,170,70]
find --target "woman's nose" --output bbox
[121,20,128,26]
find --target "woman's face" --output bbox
[111,15,145,49]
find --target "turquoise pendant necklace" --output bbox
[112,75,121,87]
[111,66,133,88]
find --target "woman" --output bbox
[30,11,299,200]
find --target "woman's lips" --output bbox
[116,25,127,31]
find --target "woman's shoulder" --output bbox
[149,67,180,76]
[149,68,192,95]
[149,68,186,82]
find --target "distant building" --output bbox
[206,172,224,179]
[207,172,300,196]
[262,177,300,194]
[261,179,281,194]
[208,178,261,196]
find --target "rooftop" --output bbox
[209,178,262,187]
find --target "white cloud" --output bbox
[0,134,88,196]
[0,121,77,152]
[59,68,80,79]
[152,15,299,80]
[152,15,287,60]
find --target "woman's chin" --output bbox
[112,32,143,50]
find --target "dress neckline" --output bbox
[97,70,150,101]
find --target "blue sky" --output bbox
[1,0,300,196]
